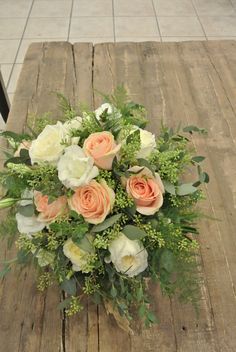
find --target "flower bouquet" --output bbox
[0,87,209,329]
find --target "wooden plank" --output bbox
[93,42,178,352]
[0,41,94,352]
[92,41,236,351]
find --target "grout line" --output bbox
[151,0,163,41]
[190,0,208,40]
[112,0,116,42]
[6,0,35,90]
[67,0,74,41]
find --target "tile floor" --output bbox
[1,0,236,126]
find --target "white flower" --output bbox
[57,145,99,189]
[108,233,148,277]
[63,238,91,273]
[118,127,156,159]
[16,213,46,236]
[95,103,121,120]
[63,116,82,145]
[137,128,156,158]
[29,121,66,164]
[19,189,34,206]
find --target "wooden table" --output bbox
[1,41,236,352]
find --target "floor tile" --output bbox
[114,0,154,16]
[115,17,159,37]
[0,64,13,86]
[24,18,69,38]
[158,16,204,36]
[70,17,113,37]
[162,36,206,41]
[73,0,113,17]
[207,36,236,40]
[153,0,196,16]
[200,16,236,36]
[116,36,161,41]
[0,39,20,63]
[16,38,66,63]
[0,19,26,39]
[69,37,114,43]
[7,63,23,93]
[0,0,32,18]
[30,0,72,17]
[193,0,235,16]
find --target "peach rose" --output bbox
[83,131,121,170]
[34,191,68,223]
[124,166,164,216]
[69,179,115,224]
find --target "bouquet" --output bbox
[0,88,209,329]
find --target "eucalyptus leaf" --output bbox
[91,213,122,233]
[122,225,147,240]
[177,183,197,196]
[160,249,175,273]
[162,180,176,195]
[75,235,93,253]
[192,156,205,163]
[60,278,77,295]
[0,264,11,279]
[137,158,155,176]
[58,297,72,310]
[18,204,35,217]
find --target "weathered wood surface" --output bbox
[1,40,236,351]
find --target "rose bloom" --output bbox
[63,238,92,273]
[29,122,66,164]
[69,179,115,224]
[57,145,99,190]
[108,233,148,277]
[94,103,121,120]
[124,166,164,216]
[83,131,121,170]
[34,191,68,223]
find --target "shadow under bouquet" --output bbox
[0,88,209,329]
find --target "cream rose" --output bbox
[83,131,121,170]
[63,238,92,272]
[119,127,156,159]
[124,166,164,216]
[34,191,68,223]
[63,116,82,145]
[108,233,148,277]
[16,213,46,236]
[69,179,115,224]
[57,145,99,189]
[29,121,66,164]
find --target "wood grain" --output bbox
[1,40,236,351]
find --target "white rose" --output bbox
[95,103,121,120]
[57,145,99,189]
[63,116,82,145]
[63,238,91,273]
[133,127,156,159]
[29,121,66,164]
[108,233,148,277]
[16,213,46,236]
